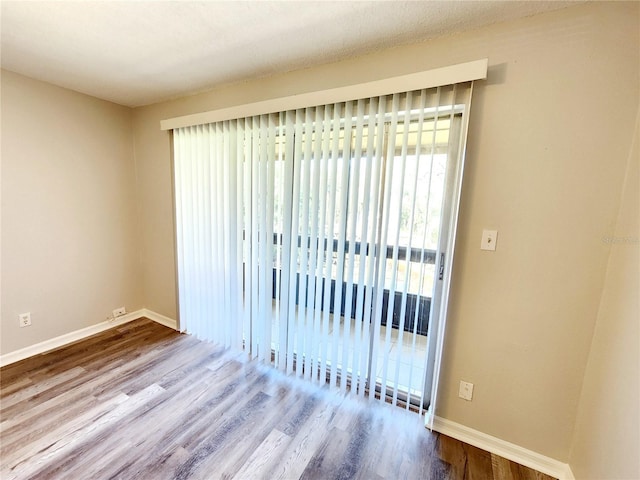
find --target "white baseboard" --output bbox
[140,308,178,330]
[427,414,575,480]
[0,309,178,368]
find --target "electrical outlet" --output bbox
[112,307,126,318]
[19,312,32,328]
[459,380,474,401]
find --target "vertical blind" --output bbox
[174,83,472,412]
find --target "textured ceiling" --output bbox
[1,1,575,107]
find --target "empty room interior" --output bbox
[1,1,638,479]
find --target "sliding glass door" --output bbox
[173,83,473,414]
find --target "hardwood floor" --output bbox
[0,319,556,480]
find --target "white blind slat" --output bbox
[304,106,324,382]
[351,99,368,396]
[377,93,400,403]
[278,113,293,370]
[310,105,331,384]
[390,91,414,406]
[402,89,427,410]
[319,101,343,385]
[367,96,388,400]
[285,110,303,375]
[259,115,270,361]
[250,118,260,358]
[329,101,353,388]
[242,119,252,351]
[295,107,313,378]
[233,119,244,350]
[264,114,277,362]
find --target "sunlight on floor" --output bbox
[269,303,428,397]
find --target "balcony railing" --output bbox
[268,234,436,336]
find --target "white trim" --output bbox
[0,309,179,367]
[160,59,488,130]
[426,414,575,480]
[140,308,178,330]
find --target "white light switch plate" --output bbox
[459,381,474,401]
[481,229,498,251]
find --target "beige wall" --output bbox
[569,109,639,479]
[1,70,142,354]
[132,2,639,462]
[2,0,634,472]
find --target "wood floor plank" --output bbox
[173,390,275,480]
[46,365,225,480]
[299,426,352,480]
[0,319,558,480]
[437,434,467,480]
[369,406,428,479]
[64,356,248,479]
[0,389,101,449]
[230,429,291,480]
[465,443,494,480]
[11,384,165,480]
[0,319,167,385]
[1,393,129,478]
[0,377,32,398]
[193,388,301,480]
[514,461,558,480]
[216,386,307,479]
[268,394,342,480]
[0,366,85,410]
[0,335,191,435]
[492,454,518,480]
[413,421,450,480]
